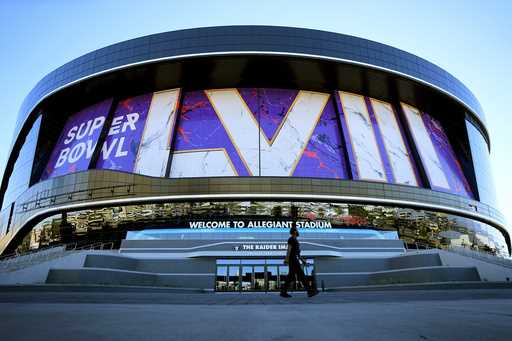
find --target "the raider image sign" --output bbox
[233,243,288,251]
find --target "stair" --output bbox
[45,249,483,290]
[46,254,215,289]
[315,252,481,287]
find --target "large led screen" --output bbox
[401,103,473,198]
[41,98,112,180]
[95,93,152,172]
[336,91,419,186]
[170,88,348,178]
[170,89,250,177]
[39,87,476,201]
[95,89,181,176]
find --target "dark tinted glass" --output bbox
[466,120,497,207]
[2,115,41,209]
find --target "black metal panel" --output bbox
[14,26,486,140]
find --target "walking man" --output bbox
[280,227,319,298]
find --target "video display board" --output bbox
[336,91,420,186]
[40,87,474,199]
[41,98,112,180]
[95,89,181,176]
[171,88,348,178]
[170,89,250,177]
[95,93,152,172]
[401,103,473,198]
[133,89,181,177]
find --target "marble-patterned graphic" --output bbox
[422,112,474,198]
[134,89,181,177]
[171,88,346,178]
[96,93,152,172]
[238,88,298,141]
[170,149,236,177]
[38,86,479,202]
[369,99,419,186]
[291,95,348,179]
[170,90,251,177]
[239,88,347,179]
[207,89,331,176]
[402,103,450,189]
[42,98,112,180]
[401,103,473,198]
[337,91,387,182]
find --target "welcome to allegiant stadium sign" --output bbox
[188,220,332,229]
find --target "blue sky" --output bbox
[0,0,510,222]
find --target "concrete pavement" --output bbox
[0,287,511,340]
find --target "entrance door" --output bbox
[215,259,315,292]
[241,266,253,291]
[267,266,279,291]
[253,266,265,291]
[216,266,228,291]
[227,266,240,291]
[278,265,288,291]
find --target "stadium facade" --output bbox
[0,26,509,290]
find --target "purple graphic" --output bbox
[334,92,359,179]
[39,87,473,201]
[365,97,394,183]
[292,96,348,179]
[41,98,112,180]
[238,88,298,141]
[239,88,347,179]
[172,90,251,176]
[174,88,348,179]
[394,105,423,187]
[422,113,474,198]
[95,93,152,172]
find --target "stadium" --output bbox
[0,26,509,291]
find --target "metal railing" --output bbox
[17,184,135,214]
[405,242,512,269]
[404,242,434,251]
[446,245,512,269]
[0,241,115,272]
[72,241,115,251]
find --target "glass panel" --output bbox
[279,266,289,290]
[216,266,227,291]
[241,266,253,291]
[304,261,315,291]
[2,115,42,210]
[254,266,265,291]
[227,266,240,291]
[13,201,509,258]
[267,266,279,291]
[466,120,497,206]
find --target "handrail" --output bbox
[73,241,115,251]
[405,242,512,269]
[446,245,512,269]
[0,243,67,262]
[0,241,116,272]
[0,241,115,263]
[404,242,433,251]
[17,183,135,214]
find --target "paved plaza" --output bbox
[0,287,511,340]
